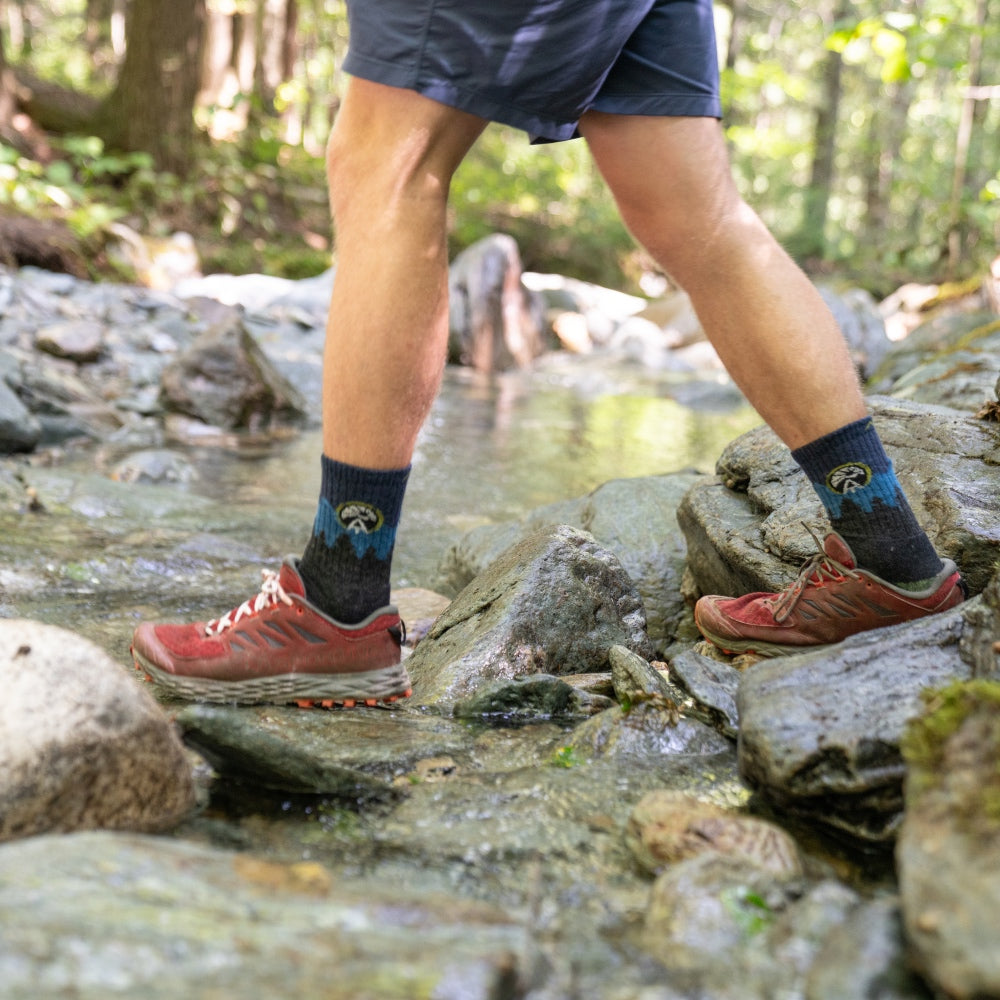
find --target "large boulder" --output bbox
[678,396,1000,601]
[0,619,196,842]
[437,471,704,651]
[407,523,655,705]
[448,234,547,372]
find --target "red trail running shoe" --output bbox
[131,558,411,707]
[694,532,964,657]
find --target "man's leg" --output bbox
[579,113,963,654]
[296,80,486,622]
[132,81,487,703]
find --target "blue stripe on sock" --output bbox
[813,469,903,519]
[313,498,398,560]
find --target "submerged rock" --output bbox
[175,704,474,798]
[0,831,527,1000]
[0,619,196,842]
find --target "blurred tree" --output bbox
[94,0,206,173]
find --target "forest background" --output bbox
[0,0,996,298]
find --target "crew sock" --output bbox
[297,456,410,624]
[791,417,944,587]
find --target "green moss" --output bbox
[901,680,1000,821]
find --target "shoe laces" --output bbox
[204,568,294,636]
[770,527,860,624]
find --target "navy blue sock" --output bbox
[297,456,409,623]
[791,417,944,584]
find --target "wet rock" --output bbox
[393,586,451,648]
[175,704,474,799]
[0,831,527,1000]
[610,643,673,703]
[159,312,309,431]
[737,600,971,844]
[0,376,41,452]
[805,896,933,1000]
[569,700,732,760]
[896,681,1000,999]
[0,619,196,842]
[448,234,547,372]
[35,319,105,363]
[625,790,802,877]
[452,673,613,720]
[110,447,199,485]
[407,524,655,705]
[678,397,1000,600]
[438,471,705,649]
[641,853,857,999]
[669,649,742,739]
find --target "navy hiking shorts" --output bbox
[342,0,722,142]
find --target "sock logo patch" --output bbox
[827,462,872,495]
[336,501,383,535]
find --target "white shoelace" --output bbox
[204,569,294,636]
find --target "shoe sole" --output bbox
[132,648,413,707]
[697,626,833,658]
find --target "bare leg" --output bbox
[578,113,865,450]
[323,79,487,467]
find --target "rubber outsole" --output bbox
[131,647,413,707]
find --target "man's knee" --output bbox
[325,79,484,221]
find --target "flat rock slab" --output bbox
[0,832,525,1000]
[678,397,1000,599]
[175,703,476,798]
[737,600,972,844]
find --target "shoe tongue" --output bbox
[823,532,857,568]
[278,560,307,598]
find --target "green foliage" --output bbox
[451,125,637,290]
[550,745,583,769]
[720,887,776,937]
[4,0,997,292]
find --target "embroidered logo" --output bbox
[826,462,872,495]
[336,501,383,535]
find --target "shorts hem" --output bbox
[343,53,722,141]
[590,93,722,120]
[343,51,580,140]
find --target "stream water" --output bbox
[172,358,759,589]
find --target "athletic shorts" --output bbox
[342,0,721,142]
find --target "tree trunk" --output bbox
[795,0,848,261]
[945,0,989,276]
[96,0,207,174]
